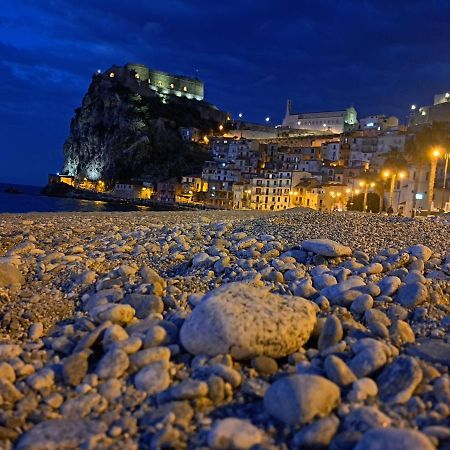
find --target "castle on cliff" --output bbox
[100,63,204,101]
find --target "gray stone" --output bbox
[348,377,378,402]
[324,355,357,386]
[292,414,340,449]
[320,277,366,304]
[407,338,450,365]
[408,244,433,261]
[396,282,429,308]
[302,239,352,257]
[319,315,343,352]
[344,406,392,432]
[378,276,402,296]
[134,360,170,393]
[354,427,435,450]
[313,274,338,290]
[96,348,129,379]
[349,338,389,378]
[168,379,208,400]
[180,283,317,360]
[351,294,374,315]
[123,293,164,318]
[251,355,278,375]
[264,374,340,425]
[16,419,107,450]
[377,356,422,404]
[208,418,264,450]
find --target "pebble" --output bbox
[264,374,340,425]
[134,360,170,393]
[354,427,435,450]
[180,282,317,359]
[302,239,352,257]
[208,418,264,449]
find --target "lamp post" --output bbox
[428,147,441,212]
[360,181,375,212]
[382,169,406,211]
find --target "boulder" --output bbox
[208,418,264,449]
[180,283,316,360]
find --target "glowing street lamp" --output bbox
[238,113,243,118]
[219,124,224,131]
[265,117,270,123]
[428,147,442,211]
[411,104,416,110]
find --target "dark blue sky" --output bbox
[1,0,450,185]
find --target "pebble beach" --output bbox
[0,208,449,449]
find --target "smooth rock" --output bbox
[407,338,450,365]
[377,356,423,404]
[302,239,352,257]
[396,282,429,308]
[134,360,170,393]
[344,406,392,432]
[264,374,340,425]
[16,419,107,450]
[96,348,129,379]
[324,355,357,387]
[208,418,264,449]
[319,315,343,352]
[354,427,435,450]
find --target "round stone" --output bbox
[180,283,317,360]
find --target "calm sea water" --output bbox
[0,183,153,214]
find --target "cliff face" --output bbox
[62,73,225,182]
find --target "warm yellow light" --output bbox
[359,181,364,187]
[382,170,390,178]
[330,191,335,195]
[398,171,406,179]
[370,182,375,187]
[346,188,351,193]
[289,191,294,195]
[109,73,115,78]
[337,193,341,197]
[135,73,140,79]
[219,125,224,131]
[183,86,188,92]
[355,189,360,194]
[188,190,193,194]
[432,148,442,158]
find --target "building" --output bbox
[250,171,292,211]
[354,115,399,131]
[282,100,358,134]
[409,91,450,127]
[155,179,182,203]
[113,182,153,199]
[104,63,204,101]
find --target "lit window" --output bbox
[109,73,115,78]
[183,86,188,92]
[135,73,140,79]
[170,83,174,89]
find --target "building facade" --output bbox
[282,100,358,134]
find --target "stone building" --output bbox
[282,100,358,134]
[104,63,204,101]
[409,91,450,127]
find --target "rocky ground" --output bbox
[0,208,449,450]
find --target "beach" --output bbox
[0,209,449,449]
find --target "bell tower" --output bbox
[286,99,292,117]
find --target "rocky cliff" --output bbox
[62,72,226,182]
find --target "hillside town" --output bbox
[51,90,450,216]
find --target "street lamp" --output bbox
[219,124,224,131]
[428,147,442,212]
[359,180,375,212]
[238,113,243,118]
[265,117,270,123]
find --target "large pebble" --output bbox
[264,374,340,425]
[302,239,352,257]
[354,427,435,450]
[180,283,317,360]
[208,418,263,449]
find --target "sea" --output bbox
[0,183,154,214]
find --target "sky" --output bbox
[1,0,450,186]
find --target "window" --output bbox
[135,73,140,79]
[170,83,174,89]
[109,73,115,78]
[183,86,188,92]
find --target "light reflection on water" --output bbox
[0,184,153,213]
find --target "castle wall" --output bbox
[121,63,204,101]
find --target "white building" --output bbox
[282,100,358,134]
[321,142,341,161]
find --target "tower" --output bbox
[286,99,292,117]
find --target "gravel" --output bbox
[0,208,448,449]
